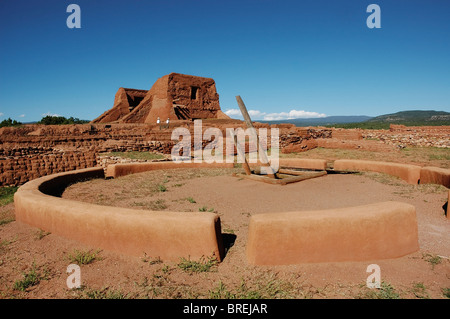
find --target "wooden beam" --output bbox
[233,133,252,175]
[235,95,276,178]
[234,170,326,185]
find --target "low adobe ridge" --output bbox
[92,73,230,124]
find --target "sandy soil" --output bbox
[1,163,449,299]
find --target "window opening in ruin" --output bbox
[191,87,199,100]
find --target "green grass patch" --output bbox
[81,287,128,299]
[442,288,450,298]
[13,262,47,291]
[155,183,167,192]
[185,197,196,204]
[411,282,430,299]
[132,199,167,210]
[141,254,163,265]
[35,229,51,240]
[100,151,165,161]
[222,227,235,234]
[177,256,218,273]
[0,216,15,226]
[422,253,442,269]
[148,199,167,210]
[209,274,297,299]
[358,281,401,299]
[68,249,102,265]
[1,235,17,250]
[0,186,18,206]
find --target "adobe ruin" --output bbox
[92,73,230,124]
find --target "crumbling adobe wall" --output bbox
[0,124,174,186]
[93,88,148,123]
[364,125,450,148]
[276,124,332,153]
[332,128,362,140]
[92,73,230,125]
[0,122,332,186]
[0,151,97,186]
[390,124,450,134]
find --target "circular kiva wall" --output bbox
[14,159,449,265]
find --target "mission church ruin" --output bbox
[92,73,230,124]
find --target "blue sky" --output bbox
[0,0,449,122]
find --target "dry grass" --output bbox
[280,146,450,168]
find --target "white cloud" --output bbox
[224,109,241,116]
[248,110,267,118]
[224,108,327,121]
[0,112,4,117]
[19,114,25,118]
[263,110,327,121]
[42,112,61,117]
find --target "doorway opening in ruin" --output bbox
[126,94,145,112]
[190,86,199,100]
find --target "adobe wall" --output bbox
[332,159,449,219]
[419,167,450,219]
[364,125,450,148]
[14,166,225,261]
[332,128,363,140]
[420,166,450,188]
[14,159,447,266]
[99,73,228,124]
[92,88,148,123]
[333,159,422,185]
[246,201,419,265]
[390,124,450,134]
[0,151,97,186]
[0,122,332,186]
[278,158,328,171]
[106,161,235,179]
[0,123,175,186]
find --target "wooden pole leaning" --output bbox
[235,95,277,179]
[233,133,252,175]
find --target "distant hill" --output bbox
[260,110,450,129]
[366,110,450,124]
[333,110,450,129]
[258,115,373,127]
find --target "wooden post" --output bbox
[235,95,276,178]
[233,133,252,175]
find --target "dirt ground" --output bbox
[0,148,449,299]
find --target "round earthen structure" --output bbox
[13,159,449,265]
[14,165,227,262]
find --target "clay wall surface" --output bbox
[92,88,148,123]
[0,123,331,186]
[334,159,422,184]
[246,201,419,265]
[167,73,221,120]
[4,121,448,187]
[14,158,447,265]
[419,166,450,188]
[14,167,224,261]
[331,128,363,140]
[93,73,229,124]
[0,123,171,186]
[390,124,450,133]
[364,125,450,148]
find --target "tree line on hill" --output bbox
[263,110,449,129]
[0,116,90,127]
